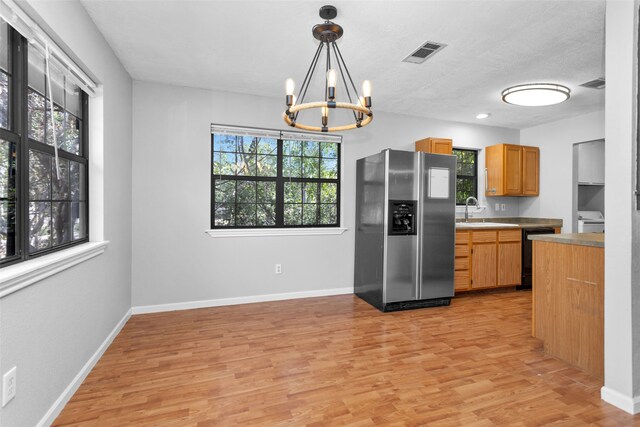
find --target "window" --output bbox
[0,20,89,267]
[452,148,478,205]
[211,127,340,228]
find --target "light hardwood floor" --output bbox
[54,291,639,426]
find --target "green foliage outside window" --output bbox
[453,148,478,205]
[212,134,340,228]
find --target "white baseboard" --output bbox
[37,308,132,427]
[601,386,640,414]
[132,287,354,315]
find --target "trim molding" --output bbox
[601,386,640,414]
[132,287,353,314]
[0,241,109,298]
[205,228,348,238]
[37,308,132,427]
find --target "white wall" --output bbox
[0,2,133,426]
[519,110,605,231]
[131,81,519,308]
[601,0,640,414]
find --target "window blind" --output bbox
[211,124,342,144]
[0,0,98,96]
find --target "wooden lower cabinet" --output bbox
[456,227,522,292]
[454,230,471,291]
[498,242,521,286]
[471,243,497,288]
[498,230,522,286]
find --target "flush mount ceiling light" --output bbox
[501,83,571,107]
[283,5,372,132]
[476,113,491,119]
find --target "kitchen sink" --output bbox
[456,222,519,228]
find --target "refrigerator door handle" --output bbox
[416,153,423,300]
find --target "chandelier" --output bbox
[283,5,373,132]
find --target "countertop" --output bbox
[455,217,562,230]
[528,232,604,248]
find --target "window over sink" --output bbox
[452,148,478,205]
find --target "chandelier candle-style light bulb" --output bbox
[327,69,337,100]
[281,5,373,132]
[286,78,295,106]
[362,80,372,107]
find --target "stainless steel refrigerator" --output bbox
[354,149,456,312]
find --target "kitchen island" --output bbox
[529,232,604,380]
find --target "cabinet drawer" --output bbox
[455,270,470,290]
[472,231,497,243]
[455,257,469,271]
[498,229,522,242]
[456,231,470,244]
[455,244,469,258]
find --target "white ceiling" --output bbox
[79,0,606,130]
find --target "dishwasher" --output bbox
[520,227,556,289]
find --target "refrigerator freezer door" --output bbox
[419,153,456,300]
[385,150,419,304]
[354,152,387,310]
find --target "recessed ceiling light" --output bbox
[476,113,491,119]
[501,83,570,107]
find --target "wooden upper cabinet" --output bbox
[522,146,539,196]
[504,145,522,195]
[485,144,539,197]
[415,137,453,155]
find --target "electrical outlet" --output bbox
[495,203,500,211]
[501,203,506,211]
[2,366,16,407]
[275,264,282,274]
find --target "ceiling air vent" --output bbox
[579,77,605,89]
[402,41,447,64]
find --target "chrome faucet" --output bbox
[465,196,478,222]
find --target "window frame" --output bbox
[210,129,341,230]
[452,148,478,205]
[0,27,89,268]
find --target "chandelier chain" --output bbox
[331,42,358,123]
[333,42,361,102]
[295,42,324,121]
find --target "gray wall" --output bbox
[0,1,133,426]
[520,110,605,231]
[131,81,519,307]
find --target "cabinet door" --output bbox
[455,270,470,291]
[522,146,539,196]
[578,141,605,184]
[591,141,605,184]
[471,243,497,288]
[432,139,453,155]
[415,137,453,155]
[498,242,521,286]
[504,145,522,195]
[485,144,503,196]
[577,143,591,183]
